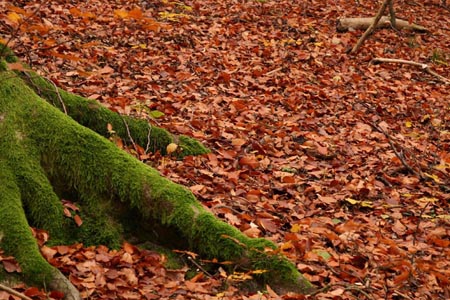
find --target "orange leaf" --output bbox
[56,245,69,255]
[63,207,72,217]
[123,241,136,254]
[282,175,295,183]
[231,138,246,146]
[393,268,410,285]
[7,12,21,23]
[40,246,57,260]
[69,7,82,17]
[73,214,83,227]
[243,226,261,238]
[189,272,204,283]
[129,8,143,19]
[114,9,128,19]
[239,156,259,169]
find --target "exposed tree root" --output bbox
[0,47,313,298]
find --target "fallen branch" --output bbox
[371,57,450,84]
[337,16,428,33]
[370,121,426,181]
[350,0,393,54]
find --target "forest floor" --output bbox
[0,0,449,299]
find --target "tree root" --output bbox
[0,48,313,297]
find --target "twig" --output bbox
[351,0,392,54]
[0,283,33,300]
[370,122,426,180]
[413,202,430,245]
[371,57,450,84]
[211,204,242,215]
[344,285,374,299]
[121,118,139,155]
[392,289,414,300]
[187,256,213,277]
[265,67,283,76]
[145,124,152,154]
[44,76,67,115]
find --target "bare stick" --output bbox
[0,283,33,300]
[413,202,430,246]
[371,57,450,84]
[121,118,139,155]
[187,256,213,278]
[265,67,283,76]
[145,124,152,154]
[45,77,68,115]
[351,0,391,54]
[370,122,425,180]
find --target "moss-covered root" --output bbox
[0,69,312,293]
[145,183,314,293]
[21,71,208,158]
[0,163,80,300]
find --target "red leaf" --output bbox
[49,290,65,299]
[24,287,42,297]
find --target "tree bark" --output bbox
[0,47,313,298]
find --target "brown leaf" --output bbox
[2,260,21,273]
[257,218,278,233]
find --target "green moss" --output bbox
[178,135,209,157]
[48,200,123,249]
[0,162,56,286]
[0,44,19,63]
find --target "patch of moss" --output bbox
[0,162,56,286]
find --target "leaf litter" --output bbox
[0,0,449,299]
